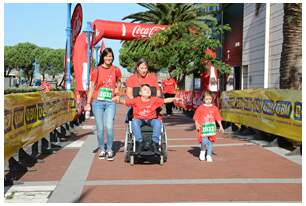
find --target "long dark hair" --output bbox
[134,57,149,74]
[97,47,114,66]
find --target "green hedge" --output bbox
[4,87,65,95]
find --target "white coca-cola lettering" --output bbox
[122,24,126,36]
[148,26,166,37]
[132,25,166,38]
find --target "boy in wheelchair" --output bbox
[112,84,181,154]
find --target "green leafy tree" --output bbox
[14,42,38,85]
[36,47,53,81]
[45,49,65,80]
[120,3,231,79]
[37,48,65,81]
[4,43,65,86]
[4,46,18,77]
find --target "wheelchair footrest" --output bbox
[139,151,155,156]
[133,150,161,156]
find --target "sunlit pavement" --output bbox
[4,105,301,203]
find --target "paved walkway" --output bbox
[4,105,302,203]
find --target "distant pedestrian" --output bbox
[41,80,51,93]
[193,91,224,162]
[162,66,177,116]
[85,48,122,161]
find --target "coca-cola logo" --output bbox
[132,25,166,38]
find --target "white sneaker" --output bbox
[206,155,213,162]
[199,150,206,161]
[98,151,106,160]
[107,151,115,161]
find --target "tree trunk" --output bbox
[5,67,12,77]
[29,71,33,86]
[24,70,30,85]
[279,3,302,89]
[58,74,65,87]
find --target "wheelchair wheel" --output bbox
[161,129,168,162]
[124,125,132,162]
[160,155,164,165]
[130,155,134,165]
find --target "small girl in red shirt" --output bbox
[193,91,224,162]
[113,84,180,152]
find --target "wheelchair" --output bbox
[123,87,168,165]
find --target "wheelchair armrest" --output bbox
[126,108,134,122]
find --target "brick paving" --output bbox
[4,105,302,203]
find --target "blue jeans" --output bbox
[201,137,213,156]
[92,100,116,152]
[132,119,161,143]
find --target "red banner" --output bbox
[73,33,88,91]
[174,90,183,108]
[174,90,194,110]
[71,3,83,58]
[192,90,204,109]
[174,90,219,110]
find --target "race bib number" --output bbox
[97,88,113,101]
[201,122,216,136]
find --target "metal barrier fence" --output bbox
[220,89,302,143]
[4,91,84,186]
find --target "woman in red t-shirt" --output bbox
[193,91,224,162]
[85,48,122,161]
[126,58,161,98]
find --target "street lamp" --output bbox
[84,21,93,90]
[65,3,72,91]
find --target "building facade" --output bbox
[268,3,284,88]
[223,3,289,90]
[242,3,266,89]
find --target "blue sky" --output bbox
[4,3,146,73]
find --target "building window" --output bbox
[242,65,248,89]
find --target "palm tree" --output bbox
[279,3,302,89]
[123,3,195,24]
[123,3,218,31]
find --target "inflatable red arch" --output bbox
[73,19,168,92]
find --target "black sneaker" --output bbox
[152,142,160,153]
[107,151,115,161]
[136,141,142,153]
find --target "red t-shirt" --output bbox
[193,104,222,142]
[162,78,176,94]
[125,97,164,120]
[90,65,122,100]
[126,73,159,89]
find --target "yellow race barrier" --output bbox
[4,91,77,161]
[221,89,302,142]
